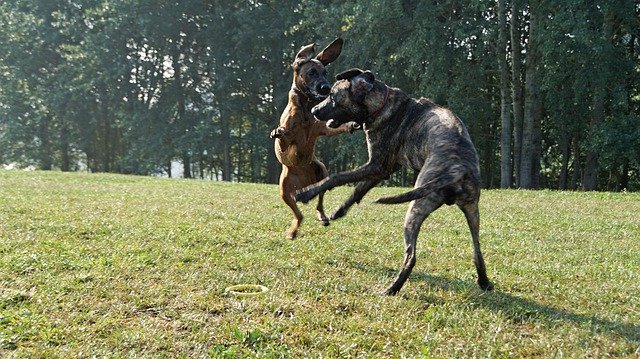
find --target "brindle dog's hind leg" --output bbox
[459,201,493,291]
[383,195,443,295]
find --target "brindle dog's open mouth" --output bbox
[324,119,360,130]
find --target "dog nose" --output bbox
[319,83,330,96]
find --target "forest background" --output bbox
[1,0,639,191]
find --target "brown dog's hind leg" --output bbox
[282,192,303,239]
[316,191,330,226]
[383,196,442,295]
[280,172,304,239]
[460,202,493,291]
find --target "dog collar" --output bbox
[292,85,319,105]
[368,85,389,121]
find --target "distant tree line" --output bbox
[1,1,639,191]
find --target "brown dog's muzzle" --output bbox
[318,83,331,97]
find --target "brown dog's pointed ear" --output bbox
[336,68,364,81]
[315,37,343,66]
[294,43,315,68]
[351,72,375,103]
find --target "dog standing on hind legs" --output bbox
[295,68,493,295]
[270,38,357,239]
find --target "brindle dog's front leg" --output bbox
[330,179,381,220]
[331,164,399,220]
[295,162,388,204]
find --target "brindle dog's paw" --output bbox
[380,287,399,296]
[479,279,494,291]
[330,207,347,220]
[295,189,314,204]
[317,212,330,226]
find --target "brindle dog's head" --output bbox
[292,38,343,101]
[311,68,377,128]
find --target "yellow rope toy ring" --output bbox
[224,284,269,297]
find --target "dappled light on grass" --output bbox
[0,171,639,357]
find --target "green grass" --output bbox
[1,170,639,358]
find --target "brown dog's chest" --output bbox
[275,125,319,167]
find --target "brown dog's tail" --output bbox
[375,168,466,204]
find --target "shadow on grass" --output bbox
[349,261,639,345]
[415,271,639,344]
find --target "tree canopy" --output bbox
[1,1,639,191]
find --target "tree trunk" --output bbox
[173,49,192,179]
[182,152,192,179]
[510,0,525,187]
[237,123,243,181]
[251,119,259,182]
[60,112,71,171]
[582,87,603,191]
[102,101,111,172]
[558,135,570,190]
[221,111,232,181]
[39,115,53,170]
[498,0,512,188]
[531,97,543,188]
[583,7,615,191]
[570,137,580,190]
[519,1,541,189]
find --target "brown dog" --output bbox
[296,68,493,295]
[270,38,357,239]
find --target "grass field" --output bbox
[1,170,639,358]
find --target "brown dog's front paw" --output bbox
[270,127,285,139]
[348,122,361,133]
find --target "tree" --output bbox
[510,0,525,187]
[519,0,543,189]
[498,0,512,188]
[1,0,639,191]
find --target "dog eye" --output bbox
[308,69,317,76]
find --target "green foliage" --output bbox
[0,1,639,189]
[0,170,639,356]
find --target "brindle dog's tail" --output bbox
[375,167,467,205]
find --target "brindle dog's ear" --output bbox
[360,70,375,83]
[336,68,364,81]
[351,71,375,104]
[316,37,343,66]
[293,43,315,69]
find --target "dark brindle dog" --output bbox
[270,38,357,239]
[295,68,493,295]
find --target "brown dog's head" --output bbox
[292,37,343,101]
[311,68,378,128]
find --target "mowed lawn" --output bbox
[0,170,638,358]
